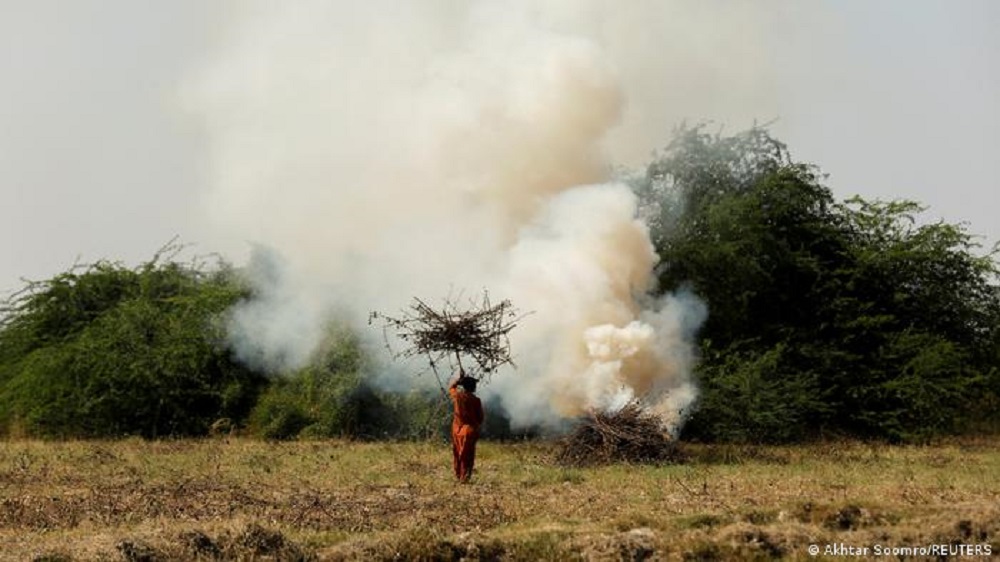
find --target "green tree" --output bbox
[816,199,999,439]
[636,125,1000,442]
[0,252,266,437]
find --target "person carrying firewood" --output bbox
[448,370,485,482]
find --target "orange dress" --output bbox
[449,381,484,481]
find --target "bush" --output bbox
[246,329,449,440]
[684,343,830,443]
[0,251,266,438]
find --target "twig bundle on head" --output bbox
[555,401,686,466]
[370,291,523,386]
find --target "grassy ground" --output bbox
[1,437,998,561]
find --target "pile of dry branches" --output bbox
[371,291,522,385]
[555,402,685,466]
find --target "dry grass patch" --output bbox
[0,437,998,560]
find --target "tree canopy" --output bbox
[634,125,1000,442]
[0,248,265,437]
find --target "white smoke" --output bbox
[183,1,771,432]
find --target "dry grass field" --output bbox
[1,437,998,561]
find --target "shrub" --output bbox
[0,251,266,437]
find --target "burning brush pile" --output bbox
[556,402,685,466]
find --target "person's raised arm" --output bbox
[449,370,465,392]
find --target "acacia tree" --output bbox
[0,249,266,438]
[821,198,1000,439]
[635,125,1000,442]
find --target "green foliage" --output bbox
[686,342,830,443]
[870,331,982,442]
[635,124,792,249]
[0,251,266,438]
[637,125,1000,442]
[247,328,449,440]
[247,390,312,440]
[0,249,489,441]
[835,197,1000,354]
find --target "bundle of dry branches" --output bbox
[371,291,523,385]
[555,402,685,466]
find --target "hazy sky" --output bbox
[2,1,997,294]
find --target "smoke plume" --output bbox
[184,1,769,432]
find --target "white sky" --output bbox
[1,1,997,294]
